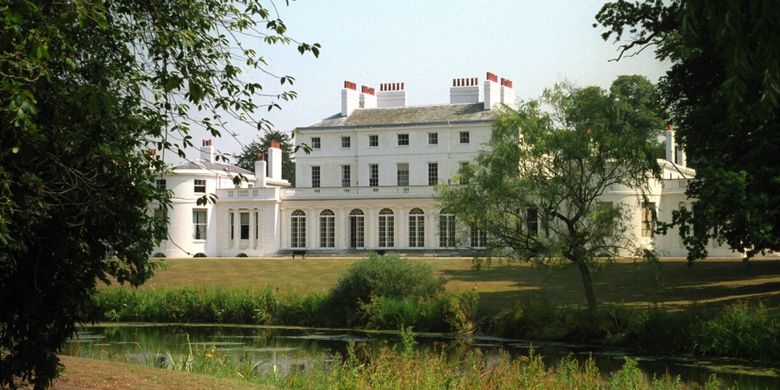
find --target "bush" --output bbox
[635,308,699,355]
[327,253,445,325]
[695,302,779,360]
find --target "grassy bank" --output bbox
[128,257,780,315]
[69,334,725,390]
[90,287,780,362]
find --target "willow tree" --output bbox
[0,1,318,388]
[438,76,664,310]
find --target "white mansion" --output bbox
[152,73,736,258]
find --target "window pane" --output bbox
[342,165,351,187]
[428,132,438,145]
[397,133,409,146]
[192,210,207,240]
[428,163,438,186]
[240,212,249,239]
[311,166,320,188]
[369,135,379,147]
[341,136,351,148]
[369,164,379,187]
[194,179,206,193]
[312,137,321,149]
[459,131,470,144]
[527,208,538,236]
[397,163,409,186]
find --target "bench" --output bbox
[292,250,306,259]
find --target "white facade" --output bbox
[152,74,738,258]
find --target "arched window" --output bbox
[378,208,394,248]
[349,209,365,248]
[439,209,456,248]
[290,209,306,248]
[408,208,425,248]
[319,209,335,248]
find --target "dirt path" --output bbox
[47,356,271,390]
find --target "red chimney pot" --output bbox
[344,80,357,90]
[270,140,281,149]
[486,72,498,82]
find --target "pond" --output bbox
[64,324,780,388]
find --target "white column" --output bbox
[366,208,376,248]
[308,208,316,249]
[279,208,287,249]
[338,207,347,249]
[398,207,407,249]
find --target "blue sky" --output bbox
[209,1,669,156]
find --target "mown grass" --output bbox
[128,257,780,315]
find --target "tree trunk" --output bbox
[576,261,597,310]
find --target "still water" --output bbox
[65,324,780,388]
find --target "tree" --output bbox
[438,76,664,310]
[595,1,780,261]
[0,1,318,388]
[234,130,297,185]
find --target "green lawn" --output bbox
[112,256,780,315]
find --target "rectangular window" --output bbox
[229,211,234,240]
[192,209,207,240]
[642,202,655,237]
[341,165,351,187]
[439,213,456,247]
[527,208,539,236]
[397,163,409,186]
[311,166,320,188]
[397,133,409,146]
[369,135,379,147]
[311,137,321,149]
[156,179,167,191]
[470,226,487,248]
[254,210,259,240]
[240,211,249,239]
[459,131,470,144]
[153,207,167,240]
[428,162,438,186]
[458,161,469,184]
[428,132,438,145]
[341,136,351,148]
[369,164,379,187]
[194,179,206,193]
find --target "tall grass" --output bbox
[77,334,725,390]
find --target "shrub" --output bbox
[327,253,445,325]
[635,308,699,355]
[695,302,779,360]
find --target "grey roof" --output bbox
[301,103,498,130]
[174,160,254,176]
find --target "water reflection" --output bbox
[64,324,780,388]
